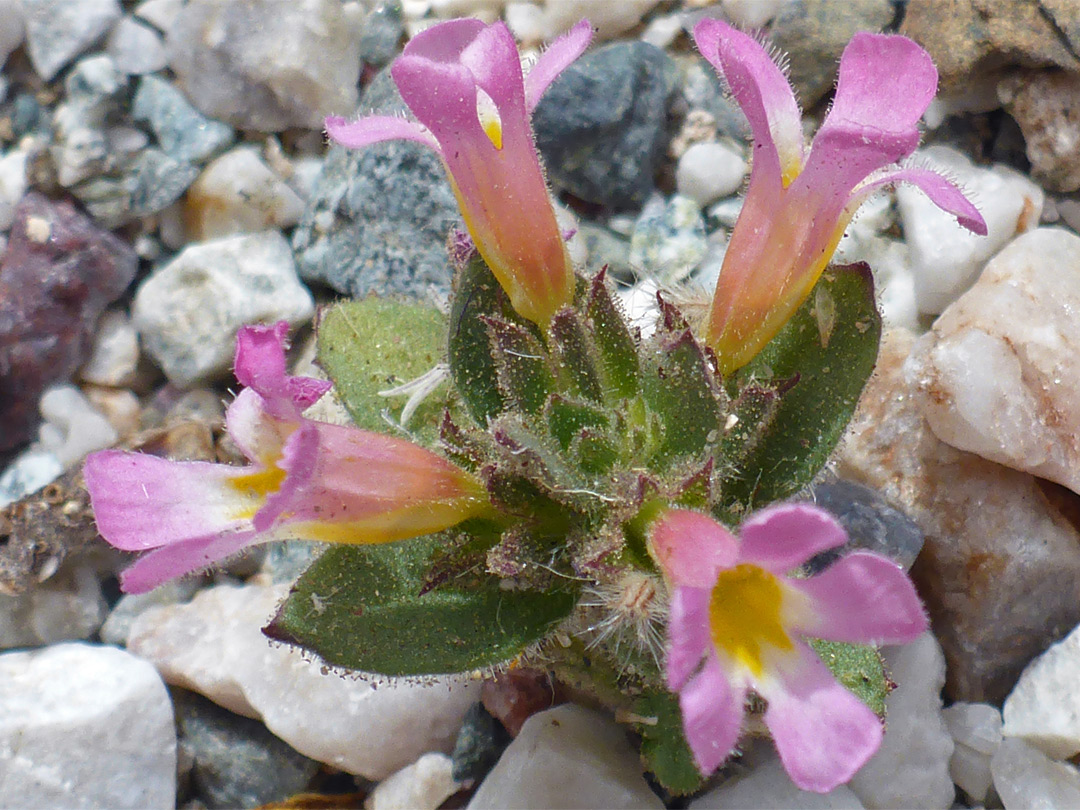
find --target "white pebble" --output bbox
[676,141,747,207]
[0,643,176,809]
[898,145,1044,315]
[1003,620,1080,759]
[366,752,460,810]
[467,704,664,809]
[0,0,24,67]
[849,632,955,810]
[943,702,1002,804]
[0,446,63,508]
[38,384,119,468]
[80,308,141,387]
[0,147,28,231]
[991,737,1080,809]
[721,0,794,28]
[106,16,167,74]
[690,756,864,808]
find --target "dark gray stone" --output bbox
[131,74,234,164]
[673,54,751,141]
[175,689,320,809]
[576,222,632,281]
[358,1,403,69]
[805,479,925,574]
[292,67,458,299]
[532,40,678,209]
[770,0,897,110]
[451,702,511,784]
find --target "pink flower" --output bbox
[695,20,988,374]
[326,19,592,327]
[649,504,927,792]
[84,322,488,593]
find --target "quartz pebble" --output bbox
[629,194,708,284]
[100,579,201,646]
[0,561,108,648]
[106,16,168,75]
[79,308,140,387]
[366,752,460,810]
[0,0,23,67]
[907,228,1080,495]
[689,756,864,808]
[37,384,118,468]
[999,70,1080,193]
[676,141,747,207]
[135,0,183,32]
[132,231,314,387]
[0,446,63,508]
[466,704,664,809]
[0,643,176,809]
[990,737,1080,809]
[943,702,1002,805]
[721,0,794,28]
[504,0,661,42]
[22,0,121,81]
[183,146,305,241]
[1002,620,1080,759]
[848,633,954,809]
[0,192,138,451]
[165,0,362,131]
[0,147,28,230]
[837,330,1080,703]
[127,583,479,779]
[898,145,1043,315]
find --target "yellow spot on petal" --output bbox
[227,465,286,520]
[709,564,793,677]
[476,87,503,151]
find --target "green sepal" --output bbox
[485,315,555,415]
[449,257,518,425]
[264,534,577,676]
[642,326,726,467]
[315,297,448,443]
[585,269,640,400]
[549,308,605,402]
[722,264,881,508]
[809,639,888,717]
[633,690,706,796]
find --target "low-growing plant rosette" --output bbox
[649,505,927,792]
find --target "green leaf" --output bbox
[316,297,448,443]
[633,690,705,796]
[448,257,518,426]
[545,395,610,450]
[585,269,640,400]
[265,535,577,676]
[549,308,605,402]
[486,316,555,415]
[722,264,881,508]
[808,639,888,717]
[642,328,725,467]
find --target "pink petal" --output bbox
[788,551,928,645]
[852,166,988,235]
[524,19,593,113]
[119,530,259,594]
[233,323,332,418]
[84,450,256,552]
[461,22,526,112]
[679,653,746,775]
[402,16,486,62]
[252,421,319,533]
[666,585,712,691]
[324,114,440,153]
[223,388,292,465]
[693,18,804,187]
[737,503,848,573]
[798,33,934,202]
[759,641,883,793]
[392,57,487,150]
[649,508,739,588]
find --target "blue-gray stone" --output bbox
[532,41,678,209]
[126,148,199,216]
[805,479,925,574]
[673,54,751,141]
[175,689,319,809]
[131,74,234,164]
[292,67,457,299]
[452,702,511,784]
[358,1,403,69]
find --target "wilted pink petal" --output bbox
[737,503,847,574]
[788,551,928,645]
[679,654,746,775]
[524,19,593,112]
[851,165,988,234]
[759,642,883,792]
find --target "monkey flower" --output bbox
[84,323,489,593]
[695,19,987,374]
[649,504,927,792]
[326,19,592,327]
